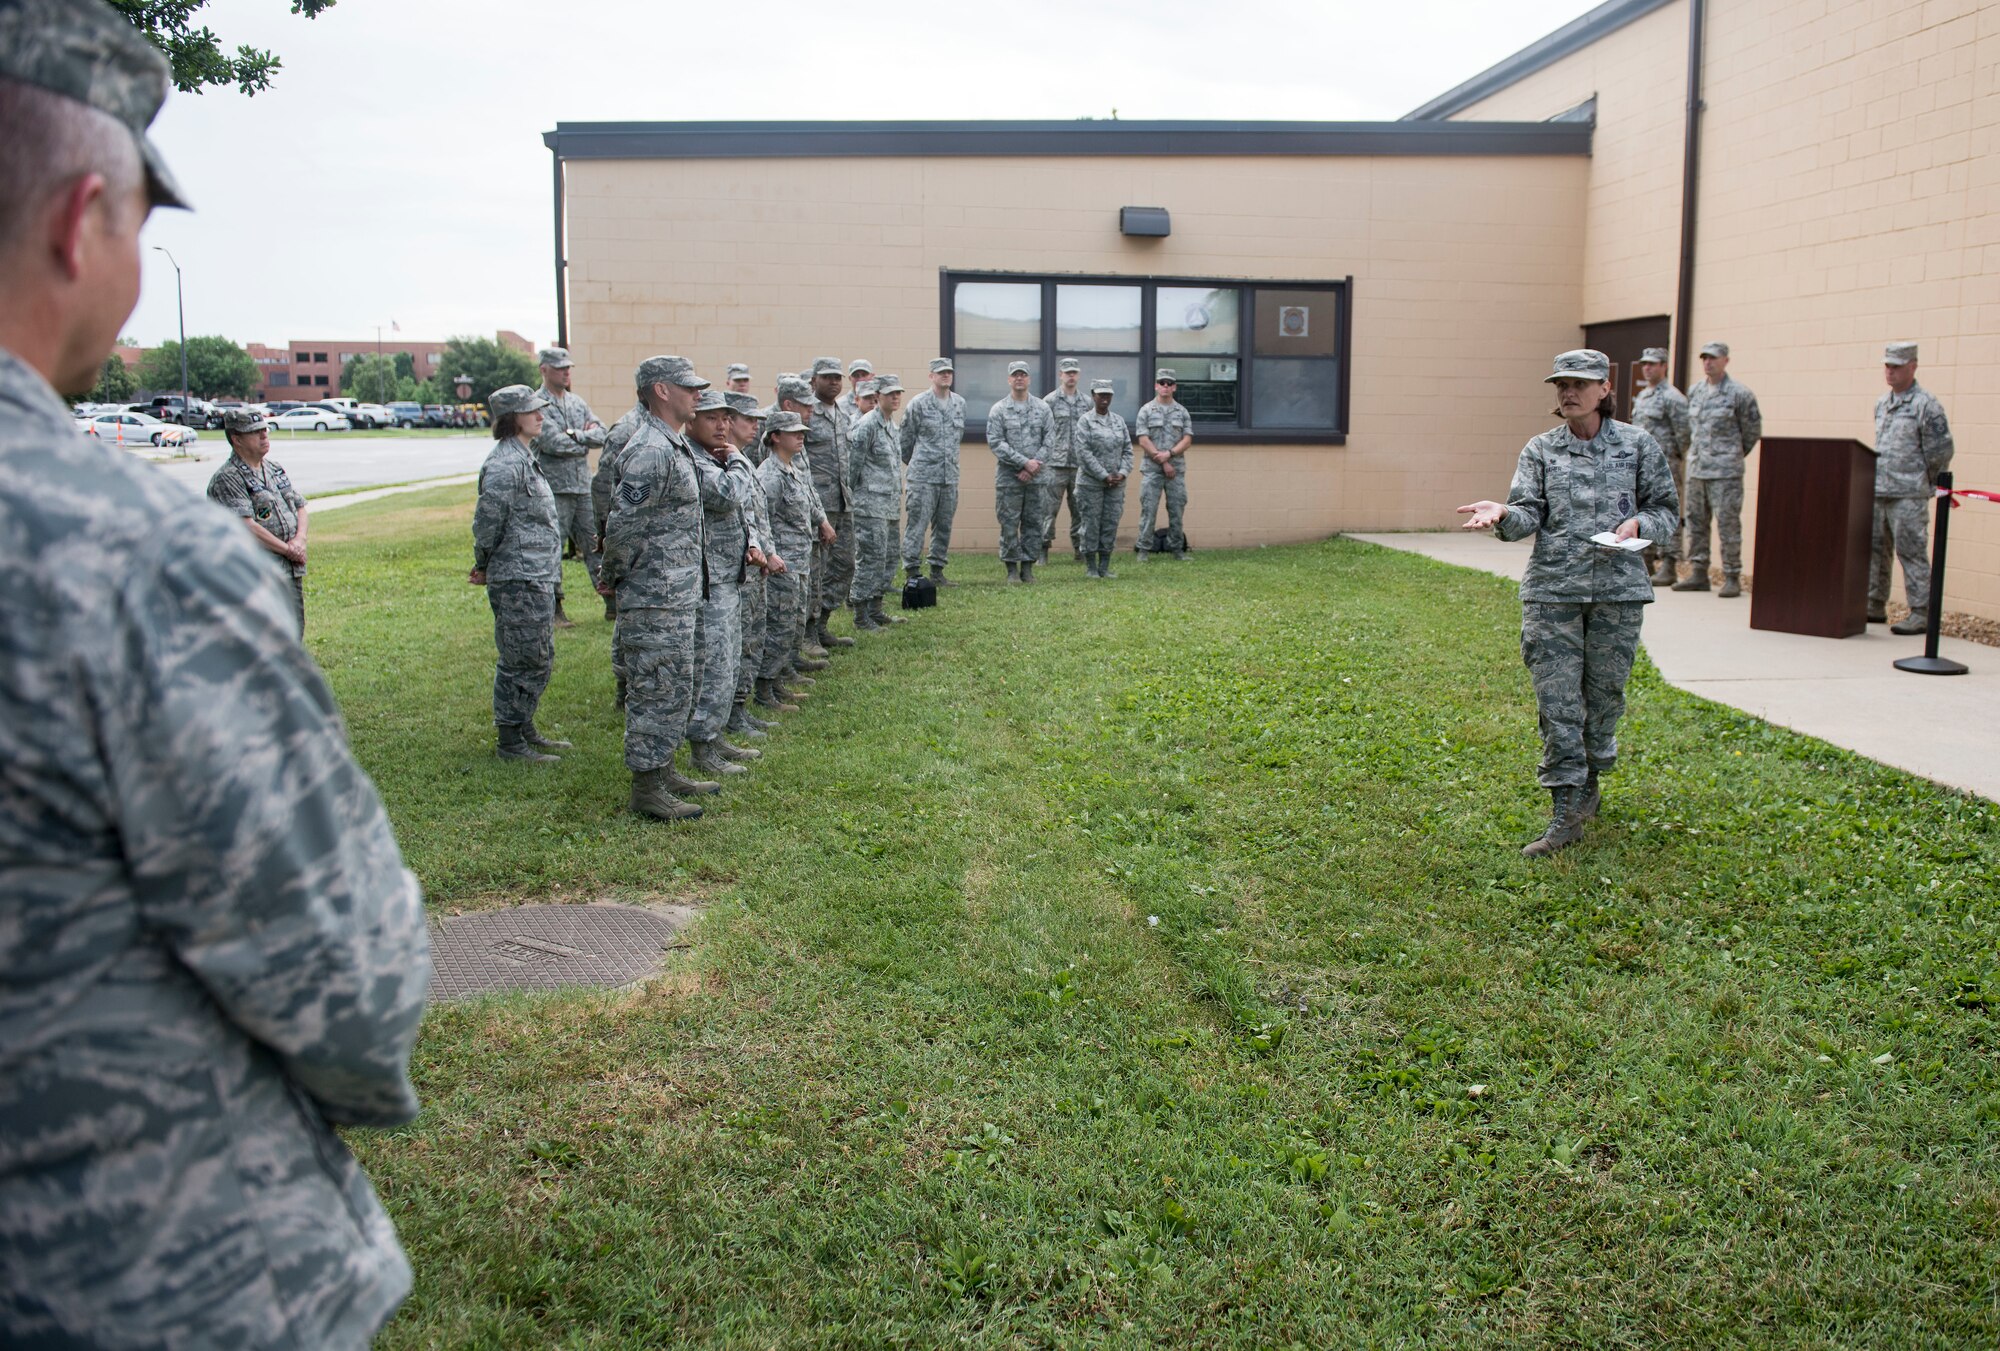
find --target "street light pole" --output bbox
[152,247,187,418]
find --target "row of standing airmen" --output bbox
[470,349,1202,821]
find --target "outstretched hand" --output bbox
[1456,501,1506,531]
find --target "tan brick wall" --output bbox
[1454,0,2000,620]
[562,153,1590,555]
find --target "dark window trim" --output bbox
[543,119,1589,161]
[1401,0,1673,121]
[942,269,1351,446]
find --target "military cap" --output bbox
[1007,360,1031,376]
[723,390,762,415]
[1543,349,1612,383]
[222,407,270,435]
[810,357,843,377]
[1699,341,1730,358]
[635,354,708,391]
[1090,379,1115,395]
[1154,369,1178,384]
[1058,358,1080,373]
[537,346,573,368]
[763,410,809,438]
[854,379,878,397]
[0,0,190,209]
[725,362,751,379]
[1884,341,1918,366]
[848,358,874,376]
[776,374,815,404]
[1639,347,1669,365]
[692,389,730,413]
[489,385,552,416]
[928,357,954,374]
[873,374,904,395]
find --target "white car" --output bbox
[269,407,351,432]
[346,403,394,429]
[84,410,199,447]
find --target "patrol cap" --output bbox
[537,346,573,368]
[848,358,874,377]
[776,374,815,404]
[1090,379,1115,395]
[1154,369,1178,384]
[489,385,552,416]
[1058,358,1080,373]
[763,410,809,438]
[1639,347,1669,365]
[0,0,190,210]
[1884,341,1918,366]
[874,374,904,395]
[635,354,708,391]
[811,357,842,377]
[928,357,954,374]
[222,407,270,435]
[1699,341,1730,358]
[723,390,762,415]
[1007,360,1031,376]
[725,362,751,379]
[854,379,878,397]
[1543,349,1611,383]
[691,389,730,414]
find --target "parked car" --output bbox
[265,401,306,417]
[387,400,426,428]
[422,404,452,428]
[269,406,350,432]
[147,395,221,429]
[85,410,199,448]
[345,402,395,429]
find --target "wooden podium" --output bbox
[1750,437,1876,638]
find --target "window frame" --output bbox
[940,269,1351,444]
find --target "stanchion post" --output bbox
[1893,469,1969,676]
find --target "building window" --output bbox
[270,371,290,386]
[942,271,1350,440]
[314,375,329,387]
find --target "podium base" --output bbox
[1893,654,1969,676]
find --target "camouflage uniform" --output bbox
[1041,381,1090,559]
[601,411,751,772]
[1,340,429,1348]
[1493,416,1680,787]
[900,375,965,574]
[1629,373,1691,562]
[591,402,647,543]
[806,388,856,619]
[1684,373,1762,578]
[206,449,308,629]
[847,404,904,606]
[1074,407,1133,555]
[987,393,1056,564]
[1871,373,1954,614]
[759,448,820,679]
[472,435,562,729]
[532,378,608,595]
[1135,396,1194,554]
[688,436,758,744]
[738,452,776,705]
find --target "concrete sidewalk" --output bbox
[1348,531,2000,802]
[309,474,477,512]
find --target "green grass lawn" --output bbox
[310,487,2000,1349]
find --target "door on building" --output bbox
[1583,315,1671,419]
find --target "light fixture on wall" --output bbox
[1120,206,1170,238]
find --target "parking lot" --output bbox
[146,432,495,497]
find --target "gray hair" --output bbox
[0,77,145,254]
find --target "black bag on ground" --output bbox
[901,575,938,610]
[1148,528,1189,554]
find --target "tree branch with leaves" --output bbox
[106,0,334,95]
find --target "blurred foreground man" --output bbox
[0,3,431,1345]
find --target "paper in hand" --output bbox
[1590,532,1651,552]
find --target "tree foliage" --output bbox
[106,0,334,96]
[87,355,138,404]
[137,335,259,399]
[433,336,537,406]
[342,352,418,403]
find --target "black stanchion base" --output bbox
[1893,654,1969,676]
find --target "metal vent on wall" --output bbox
[1120,207,1170,237]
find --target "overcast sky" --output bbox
[124,0,1601,350]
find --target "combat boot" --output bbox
[1100,552,1118,579]
[1578,769,1601,821]
[523,721,572,750]
[776,676,811,701]
[875,596,905,625]
[853,602,882,632]
[802,637,830,660]
[496,724,559,763]
[1135,549,1149,565]
[1019,560,1035,584]
[1006,562,1021,584]
[630,767,701,822]
[907,564,925,586]
[690,739,747,776]
[614,674,627,710]
[785,671,816,689]
[1867,608,1888,624]
[717,737,761,762]
[1522,786,1586,858]
[819,611,855,648]
[553,600,576,629]
[1891,611,1928,635]
[793,652,829,672]
[1649,560,1676,587]
[728,700,770,738]
[664,759,722,796]
[930,565,952,588]
[1717,573,1742,599]
[755,678,799,713]
[1671,571,1709,592]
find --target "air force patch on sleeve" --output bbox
[618,480,652,507]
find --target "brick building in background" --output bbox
[253,330,535,402]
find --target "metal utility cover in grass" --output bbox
[429,903,686,999]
